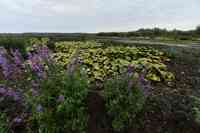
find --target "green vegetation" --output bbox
[103,69,148,131]
[97,25,200,42]
[192,96,200,123]
[30,68,89,133]
[0,44,89,133]
[0,113,10,133]
[0,37,199,133]
[0,41,153,133]
[1,25,200,44]
[54,41,174,82]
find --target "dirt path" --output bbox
[98,37,200,49]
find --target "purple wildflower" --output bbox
[139,74,148,86]
[39,46,50,59]
[0,87,6,94]
[3,65,13,79]
[139,74,151,97]
[0,86,22,102]
[13,116,23,124]
[57,95,65,102]
[28,53,45,77]
[36,104,43,112]
[127,64,134,73]
[6,90,16,96]
[0,54,6,64]
[13,94,20,101]
[32,63,43,73]
[6,89,21,101]
[31,89,39,96]
[0,52,12,79]
[27,52,33,60]
[0,47,23,80]
[11,49,23,66]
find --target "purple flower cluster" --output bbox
[0,47,13,79]
[38,45,50,59]
[57,95,65,102]
[28,53,43,71]
[11,49,23,67]
[28,52,45,78]
[31,80,40,96]
[0,45,55,130]
[127,64,134,74]
[13,116,23,124]
[12,114,27,126]
[126,64,151,97]
[0,86,22,102]
[139,74,151,97]
[28,45,52,78]
[0,47,24,80]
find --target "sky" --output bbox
[0,0,200,33]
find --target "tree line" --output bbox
[97,25,200,40]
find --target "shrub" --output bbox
[0,37,28,56]
[29,67,89,133]
[103,65,150,131]
[0,44,89,133]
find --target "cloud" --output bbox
[0,0,200,32]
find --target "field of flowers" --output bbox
[0,39,199,133]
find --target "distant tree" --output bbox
[195,25,200,34]
[153,28,162,36]
[171,29,179,40]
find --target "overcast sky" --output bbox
[0,0,200,33]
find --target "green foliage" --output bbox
[0,113,10,133]
[0,37,51,56]
[192,96,200,123]
[97,26,200,40]
[53,41,102,66]
[54,41,174,82]
[103,73,146,131]
[0,44,89,133]
[0,37,28,56]
[26,37,50,52]
[196,25,200,35]
[29,64,89,133]
[53,41,79,65]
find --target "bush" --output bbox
[29,68,89,133]
[0,37,28,56]
[0,44,89,133]
[103,65,150,131]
